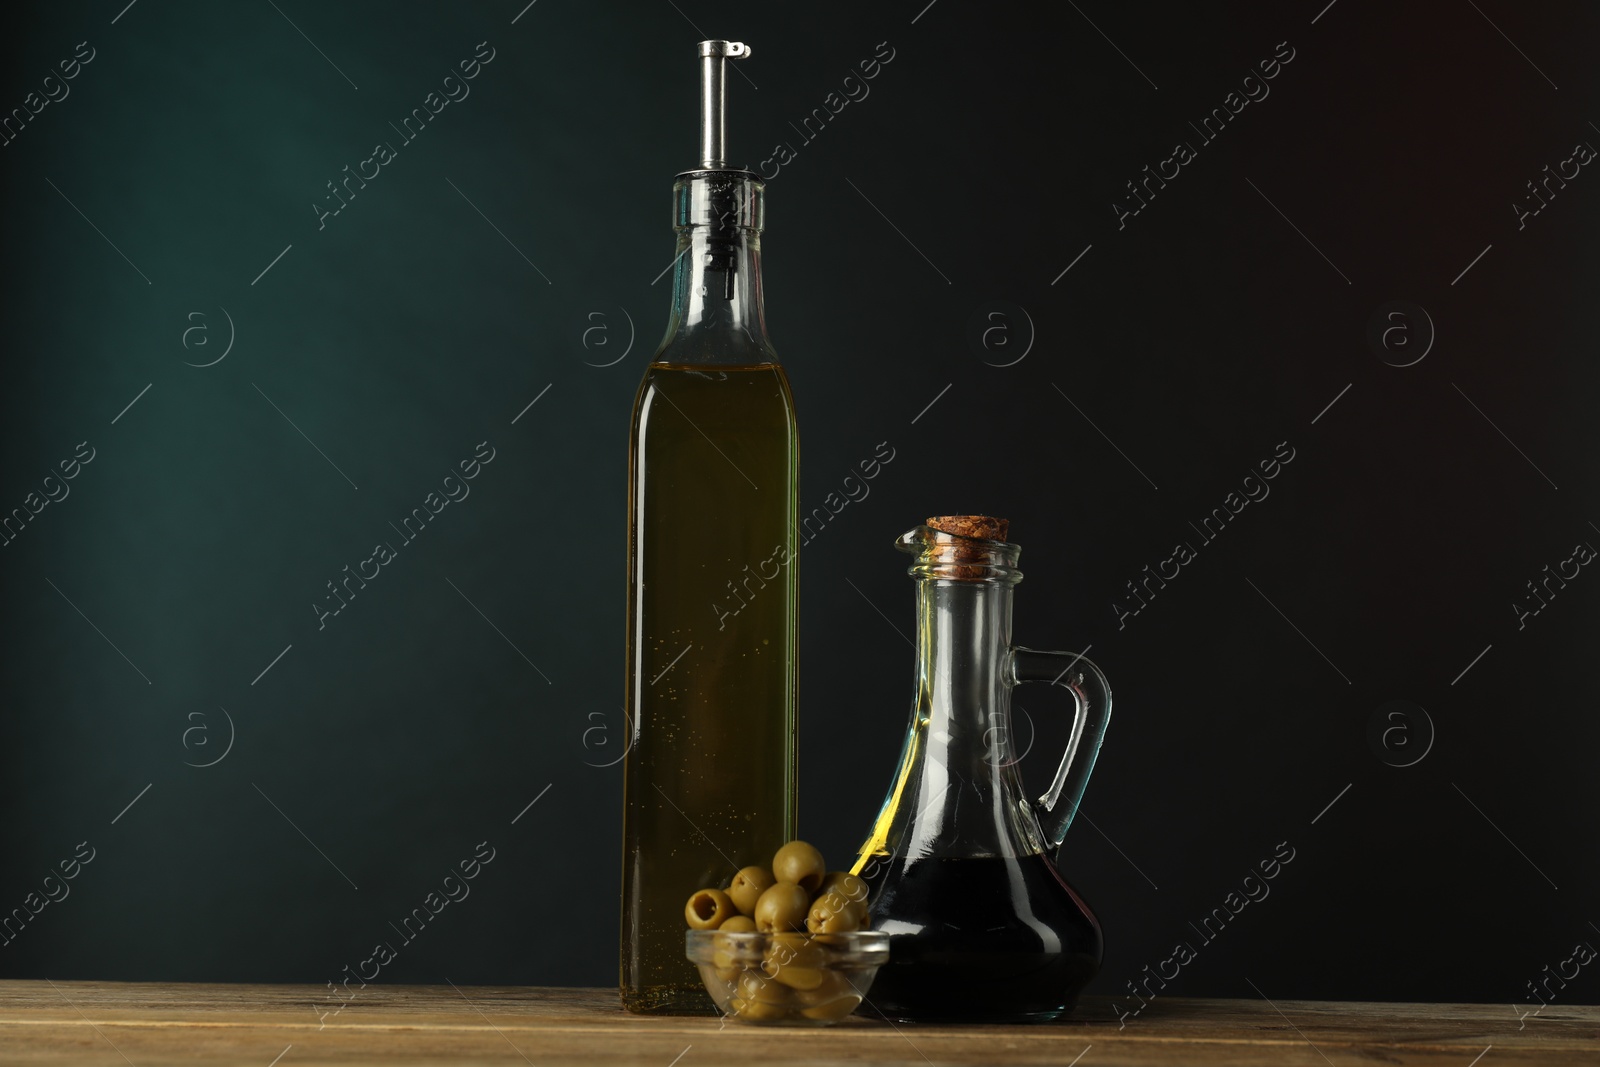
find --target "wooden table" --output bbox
[1,982,1595,1065]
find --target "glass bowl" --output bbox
[685,929,891,1026]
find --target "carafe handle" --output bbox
[1007,646,1113,850]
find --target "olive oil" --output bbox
[622,364,798,1013]
[620,40,798,1014]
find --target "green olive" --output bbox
[794,969,863,1020]
[806,890,862,934]
[684,887,736,930]
[730,995,791,1022]
[793,969,857,1007]
[763,933,824,971]
[753,882,810,933]
[736,968,792,1005]
[727,865,776,915]
[712,916,759,972]
[772,841,827,894]
[799,992,862,1021]
[773,965,825,991]
[761,934,827,990]
[818,872,870,907]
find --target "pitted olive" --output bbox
[753,882,810,933]
[772,840,827,894]
[727,865,777,915]
[684,888,736,930]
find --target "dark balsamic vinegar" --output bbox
[864,854,1102,1023]
[849,523,1115,1023]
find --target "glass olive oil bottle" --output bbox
[621,40,799,1015]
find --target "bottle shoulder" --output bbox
[628,362,797,440]
[631,361,795,399]
[652,334,781,369]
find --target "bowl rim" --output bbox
[684,927,891,964]
[684,929,890,941]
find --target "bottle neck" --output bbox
[876,579,1046,866]
[919,580,1014,764]
[657,171,774,365]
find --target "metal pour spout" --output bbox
[697,40,751,170]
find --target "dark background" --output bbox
[2,0,1596,1014]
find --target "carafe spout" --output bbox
[895,525,934,554]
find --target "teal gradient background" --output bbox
[2,0,1597,1008]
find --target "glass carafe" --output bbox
[850,519,1112,1022]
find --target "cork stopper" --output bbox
[925,515,1010,543]
[906,515,1018,581]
